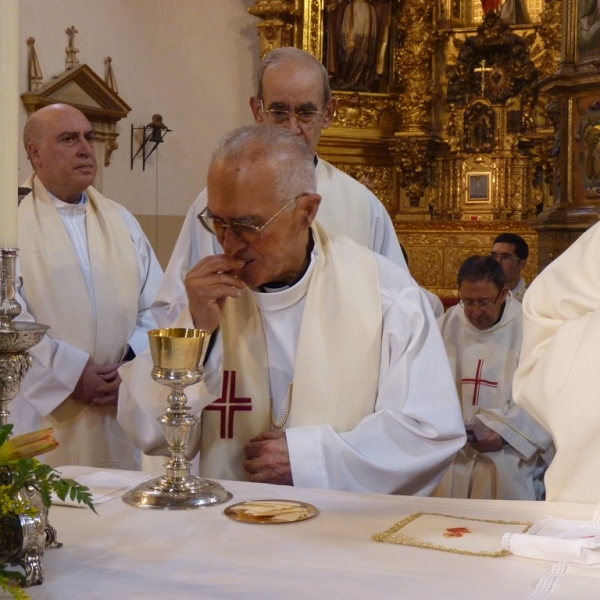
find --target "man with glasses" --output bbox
[489,233,529,302]
[119,125,465,494]
[13,104,163,469]
[151,46,407,327]
[433,256,553,500]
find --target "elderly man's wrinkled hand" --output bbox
[185,254,246,333]
[243,431,293,485]
[72,363,121,407]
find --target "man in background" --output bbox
[151,47,407,327]
[489,233,529,302]
[13,103,163,469]
[434,256,552,500]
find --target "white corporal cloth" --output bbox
[119,225,465,495]
[434,295,553,500]
[12,174,163,469]
[151,156,408,327]
[514,221,600,504]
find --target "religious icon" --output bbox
[325,0,392,92]
[467,174,490,201]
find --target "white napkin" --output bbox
[503,516,600,565]
[51,465,154,507]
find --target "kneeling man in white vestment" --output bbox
[433,256,553,500]
[514,222,600,504]
[13,104,163,469]
[118,125,466,494]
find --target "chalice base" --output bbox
[122,474,232,510]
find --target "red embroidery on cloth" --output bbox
[205,370,251,439]
[461,359,498,405]
[443,527,472,538]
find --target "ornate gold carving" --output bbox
[333,93,396,129]
[535,0,562,79]
[249,1,300,57]
[391,135,435,208]
[336,164,394,209]
[394,0,436,131]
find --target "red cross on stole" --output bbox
[204,370,252,438]
[461,359,498,406]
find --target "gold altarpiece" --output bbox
[248,0,564,296]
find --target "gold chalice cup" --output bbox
[122,328,232,509]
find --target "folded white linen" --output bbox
[503,516,600,565]
[51,465,154,507]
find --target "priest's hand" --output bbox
[243,431,293,485]
[185,255,246,333]
[72,363,121,407]
[470,431,505,453]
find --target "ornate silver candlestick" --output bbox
[122,328,232,509]
[0,248,49,426]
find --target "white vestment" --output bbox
[119,227,465,495]
[12,175,163,470]
[514,222,600,503]
[512,277,528,303]
[434,296,553,500]
[151,157,408,327]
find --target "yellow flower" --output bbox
[0,429,59,463]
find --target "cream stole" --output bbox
[18,174,139,468]
[200,223,383,481]
[19,174,138,363]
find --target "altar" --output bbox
[32,478,600,599]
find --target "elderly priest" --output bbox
[118,126,465,494]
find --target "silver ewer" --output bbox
[122,328,232,509]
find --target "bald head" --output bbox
[24,104,97,204]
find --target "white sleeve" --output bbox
[287,259,465,495]
[11,261,89,434]
[366,188,409,271]
[151,189,220,327]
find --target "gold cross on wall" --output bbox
[474,59,493,96]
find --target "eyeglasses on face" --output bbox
[489,252,520,262]
[260,100,326,126]
[197,196,303,244]
[459,290,502,310]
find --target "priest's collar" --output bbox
[49,189,89,215]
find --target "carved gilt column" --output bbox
[535,0,600,268]
[390,0,438,218]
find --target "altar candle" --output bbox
[0,0,19,249]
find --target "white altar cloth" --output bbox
[31,478,598,599]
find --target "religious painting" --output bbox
[467,173,491,202]
[577,99,600,199]
[578,0,600,65]
[324,0,393,92]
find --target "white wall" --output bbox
[18,0,260,262]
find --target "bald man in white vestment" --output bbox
[13,104,163,469]
[151,47,407,328]
[434,256,553,500]
[118,126,465,494]
[514,222,600,504]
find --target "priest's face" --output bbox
[459,279,508,330]
[206,159,319,288]
[26,104,97,204]
[250,63,336,156]
[490,242,526,291]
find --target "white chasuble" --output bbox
[199,223,382,481]
[18,174,139,468]
[434,295,553,500]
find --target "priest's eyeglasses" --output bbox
[489,252,519,262]
[459,290,502,310]
[197,196,301,243]
[260,100,326,126]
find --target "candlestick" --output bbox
[0,0,19,249]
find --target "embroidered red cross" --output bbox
[461,359,497,406]
[204,370,252,439]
